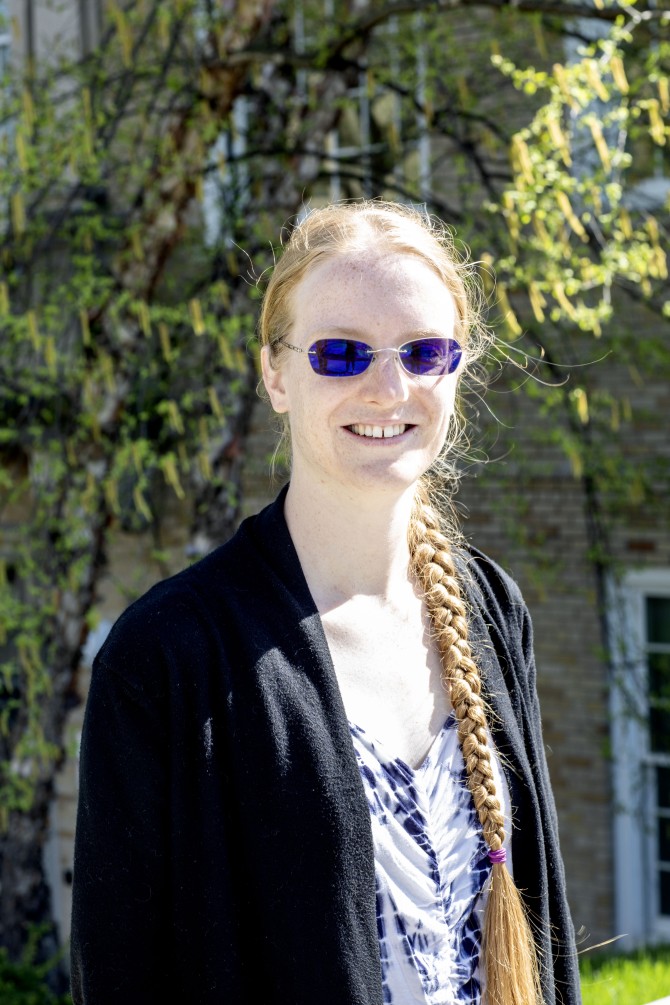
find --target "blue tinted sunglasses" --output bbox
[279,336,462,377]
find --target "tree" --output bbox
[1,0,668,967]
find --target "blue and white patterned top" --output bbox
[350,712,512,1005]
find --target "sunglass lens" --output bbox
[309,339,371,376]
[401,338,462,375]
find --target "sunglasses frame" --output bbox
[278,336,463,378]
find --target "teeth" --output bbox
[350,424,406,438]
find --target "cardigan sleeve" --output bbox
[517,598,582,1005]
[70,634,172,1004]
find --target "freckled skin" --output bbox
[262,252,460,502]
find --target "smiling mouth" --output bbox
[348,423,411,439]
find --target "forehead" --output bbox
[290,252,456,339]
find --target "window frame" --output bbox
[610,569,670,946]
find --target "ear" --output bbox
[260,344,290,414]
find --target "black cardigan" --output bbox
[71,489,581,1004]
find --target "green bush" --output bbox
[580,944,670,1005]
[0,941,72,1005]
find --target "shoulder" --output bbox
[94,487,302,690]
[456,544,536,684]
[102,519,253,641]
[457,544,528,623]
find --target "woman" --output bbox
[71,201,581,1005]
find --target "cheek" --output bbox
[436,381,458,418]
[430,384,459,442]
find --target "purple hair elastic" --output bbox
[488,847,507,865]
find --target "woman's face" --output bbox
[261,251,462,500]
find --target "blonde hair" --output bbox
[259,200,543,1005]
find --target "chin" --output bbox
[345,460,433,496]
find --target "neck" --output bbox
[283,473,421,611]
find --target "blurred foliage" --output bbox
[0,0,266,824]
[0,926,71,1004]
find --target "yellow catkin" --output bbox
[11,191,26,235]
[131,231,144,261]
[21,88,35,134]
[556,191,587,240]
[162,455,185,499]
[137,300,151,337]
[198,451,212,481]
[44,335,57,376]
[529,283,546,323]
[547,117,571,167]
[553,63,579,111]
[104,478,120,513]
[133,486,152,523]
[610,56,629,95]
[654,247,668,280]
[167,400,184,435]
[618,208,633,240]
[15,130,28,172]
[27,309,40,349]
[572,387,589,425]
[588,118,611,172]
[218,334,235,369]
[81,87,94,160]
[79,310,91,346]
[532,214,552,249]
[158,10,170,50]
[189,297,205,335]
[552,280,578,321]
[217,281,231,310]
[647,100,666,146]
[109,0,133,68]
[130,442,143,475]
[158,323,172,362]
[208,386,224,420]
[646,216,660,245]
[226,250,238,277]
[497,285,522,337]
[511,135,534,187]
[533,19,548,61]
[585,60,609,103]
[98,350,116,393]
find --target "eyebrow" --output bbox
[309,325,454,341]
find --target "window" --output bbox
[321,13,432,203]
[201,3,434,246]
[0,1,9,77]
[75,0,104,56]
[610,571,670,945]
[647,596,670,919]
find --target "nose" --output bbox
[361,350,410,404]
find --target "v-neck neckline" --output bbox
[350,710,458,774]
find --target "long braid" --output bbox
[409,481,543,1005]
